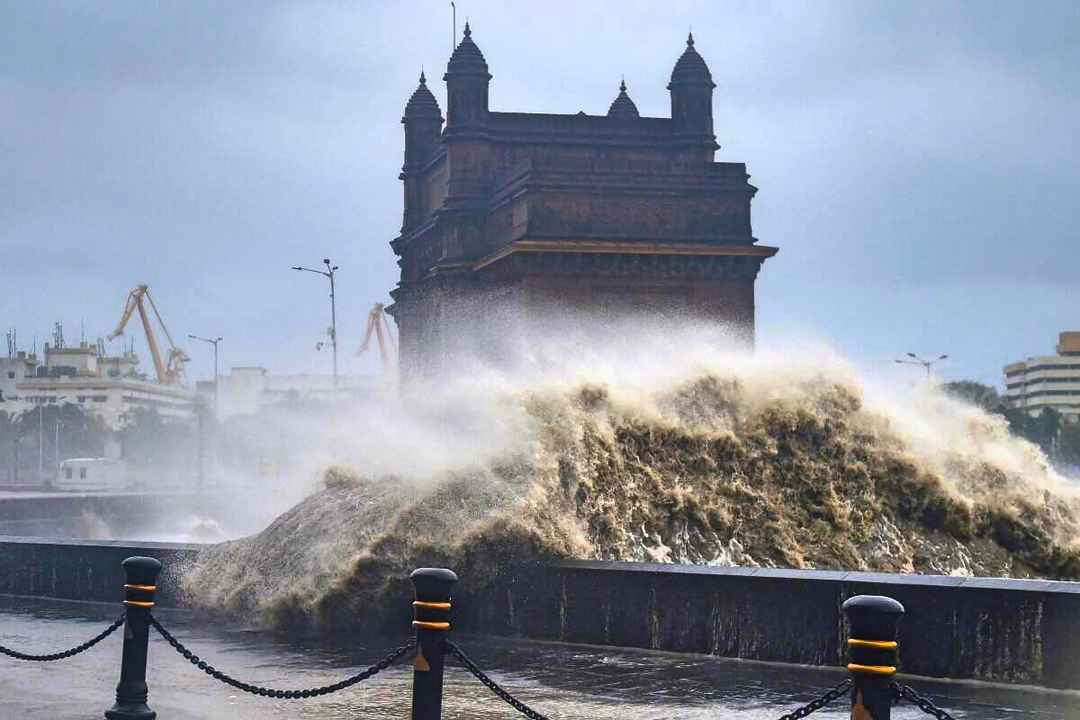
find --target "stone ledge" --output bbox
[552,559,1080,594]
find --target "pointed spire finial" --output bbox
[608,76,640,119]
[687,31,695,47]
[419,70,427,85]
[464,20,471,38]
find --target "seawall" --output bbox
[0,491,258,538]
[2,538,1078,689]
[0,536,202,608]
[460,561,1080,690]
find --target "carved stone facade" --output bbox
[389,27,778,381]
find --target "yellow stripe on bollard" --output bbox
[413,601,452,610]
[123,584,157,592]
[846,663,897,676]
[122,600,155,608]
[848,639,898,650]
[411,621,450,631]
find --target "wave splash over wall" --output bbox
[183,320,1080,632]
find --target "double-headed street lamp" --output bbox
[188,334,222,418]
[895,352,949,380]
[292,258,340,387]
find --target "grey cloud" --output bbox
[1,1,1077,385]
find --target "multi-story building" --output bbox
[196,366,377,419]
[0,351,38,405]
[2,342,196,429]
[1004,332,1080,422]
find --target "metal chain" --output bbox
[449,640,850,720]
[774,678,853,720]
[0,611,960,719]
[446,640,551,720]
[894,682,957,720]
[0,613,126,662]
[149,614,413,699]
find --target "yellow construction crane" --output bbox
[357,302,396,373]
[107,284,190,386]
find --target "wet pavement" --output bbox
[1,596,1077,719]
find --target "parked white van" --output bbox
[54,458,130,492]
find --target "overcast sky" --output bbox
[2,1,1077,386]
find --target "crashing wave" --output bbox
[182,329,1080,633]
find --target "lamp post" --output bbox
[187,334,222,418]
[895,352,949,381]
[54,416,61,475]
[292,258,340,388]
[38,395,65,482]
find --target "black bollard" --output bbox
[105,556,162,720]
[409,568,458,720]
[842,594,905,720]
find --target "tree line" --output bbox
[941,380,1080,468]
[0,404,198,485]
[0,404,107,484]
[0,398,296,488]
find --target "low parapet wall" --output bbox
[2,538,1078,689]
[0,491,250,538]
[0,536,201,608]
[461,561,1080,690]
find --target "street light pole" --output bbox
[187,335,223,418]
[291,258,340,388]
[38,395,66,482]
[895,352,949,381]
[196,398,205,493]
[329,267,338,386]
[187,335,221,495]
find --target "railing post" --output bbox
[105,556,162,720]
[843,594,905,720]
[409,567,457,720]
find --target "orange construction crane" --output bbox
[357,302,396,373]
[107,284,190,385]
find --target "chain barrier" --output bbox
[0,613,125,662]
[149,615,414,700]
[448,639,855,720]
[773,677,852,720]
[0,603,961,719]
[446,640,552,720]
[893,682,957,720]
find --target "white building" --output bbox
[2,343,196,429]
[0,351,38,406]
[1004,331,1080,423]
[198,366,379,419]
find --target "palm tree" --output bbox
[0,410,17,484]
[8,404,107,484]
